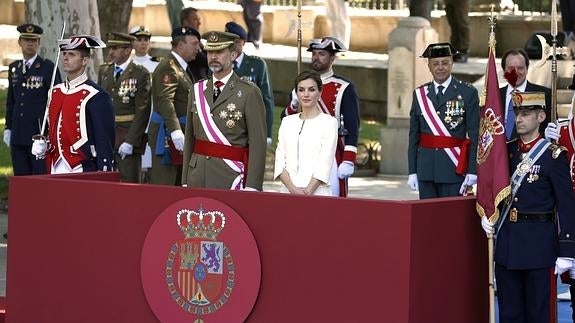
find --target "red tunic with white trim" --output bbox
[46,78,115,172]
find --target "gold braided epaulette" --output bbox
[549,143,567,159]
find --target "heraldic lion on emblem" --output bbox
[166,206,235,318]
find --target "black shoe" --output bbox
[2,233,6,240]
[453,53,468,63]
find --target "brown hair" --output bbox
[294,70,322,92]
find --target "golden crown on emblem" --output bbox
[176,206,226,240]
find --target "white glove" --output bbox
[170,130,185,152]
[555,257,575,275]
[337,161,355,179]
[266,137,272,147]
[459,174,478,195]
[407,173,419,191]
[118,142,133,160]
[290,88,299,110]
[241,187,258,191]
[544,122,560,141]
[481,215,494,236]
[3,129,10,147]
[31,137,47,159]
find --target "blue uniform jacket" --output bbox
[495,139,575,269]
[235,54,274,139]
[5,57,61,145]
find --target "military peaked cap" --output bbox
[17,24,43,39]
[202,31,238,51]
[130,25,152,37]
[106,32,136,47]
[511,91,547,111]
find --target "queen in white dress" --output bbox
[274,70,338,196]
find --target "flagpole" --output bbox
[550,4,560,322]
[550,2,558,126]
[488,233,495,323]
[486,7,497,323]
[296,0,302,74]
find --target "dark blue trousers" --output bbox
[10,144,46,176]
[495,263,555,323]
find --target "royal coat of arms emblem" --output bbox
[141,197,261,323]
[166,207,234,315]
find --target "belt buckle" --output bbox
[510,208,518,222]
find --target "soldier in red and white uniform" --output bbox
[282,37,360,197]
[32,35,115,173]
[545,97,575,319]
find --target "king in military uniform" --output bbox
[182,31,267,191]
[486,92,575,323]
[407,42,479,199]
[3,24,61,175]
[98,32,151,183]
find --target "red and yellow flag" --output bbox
[475,47,511,223]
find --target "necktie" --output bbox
[233,60,238,72]
[505,97,515,140]
[213,80,224,101]
[23,61,29,74]
[114,66,123,81]
[436,85,444,102]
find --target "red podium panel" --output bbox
[6,173,487,322]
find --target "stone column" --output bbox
[380,17,437,175]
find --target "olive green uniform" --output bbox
[98,61,151,183]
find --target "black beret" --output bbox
[225,21,247,40]
[171,27,200,40]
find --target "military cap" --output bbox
[106,32,136,47]
[307,36,347,53]
[171,26,200,40]
[17,23,43,39]
[59,35,106,50]
[225,21,247,40]
[511,91,546,111]
[420,43,458,58]
[129,25,152,38]
[202,31,238,51]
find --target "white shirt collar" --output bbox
[212,70,234,90]
[24,54,38,66]
[115,59,131,71]
[171,51,188,71]
[507,80,527,94]
[235,52,245,67]
[433,76,452,93]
